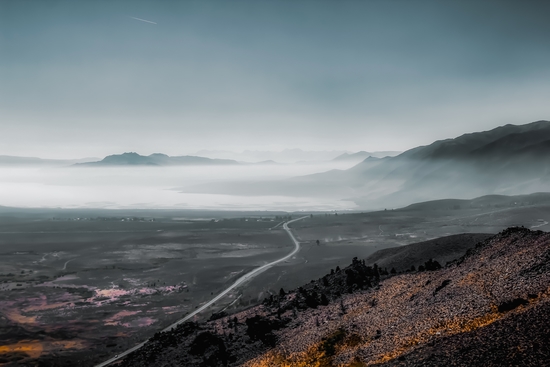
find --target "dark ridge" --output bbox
[365,233,492,272]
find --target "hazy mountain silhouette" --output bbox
[332,150,400,163]
[346,120,550,207]
[195,149,349,163]
[0,155,98,166]
[75,152,241,166]
[179,120,550,209]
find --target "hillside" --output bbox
[341,120,550,207]
[363,233,492,272]
[349,121,550,207]
[399,120,550,160]
[115,227,550,367]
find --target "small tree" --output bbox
[305,291,319,308]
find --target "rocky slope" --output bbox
[117,227,550,367]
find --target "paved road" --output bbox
[94,216,308,367]
[531,220,548,228]
[62,258,77,270]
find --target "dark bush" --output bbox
[424,259,442,271]
[319,329,346,357]
[433,279,451,295]
[305,291,320,308]
[245,315,284,346]
[209,311,228,321]
[189,331,226,356]
[498,298,529,313]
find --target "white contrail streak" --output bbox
[129,16,157,25]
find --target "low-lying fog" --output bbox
[0,162,359,211]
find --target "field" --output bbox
[0,197,549,366]
[0,210,294,365]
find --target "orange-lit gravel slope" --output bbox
[246,228,550,367]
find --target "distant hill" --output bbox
[332,150,401,163]
[195,149,349,164]
[118,227,550,367]
[0,155,98,166]
[400,192,550,212]
[75,152,241,166]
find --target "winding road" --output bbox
[531,220,548,228]
[94,216,308,367]
[62,258,77,270]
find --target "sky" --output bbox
[1,0,550,159]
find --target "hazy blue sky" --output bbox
[1,0,550,158]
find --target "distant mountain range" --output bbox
[195,149,348,163]
[74,152,241,166]
[181,120,550,209]
[344,119,550,207]
[331,150,401,163]
[194,149,400,164]
[1,150,396,167]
